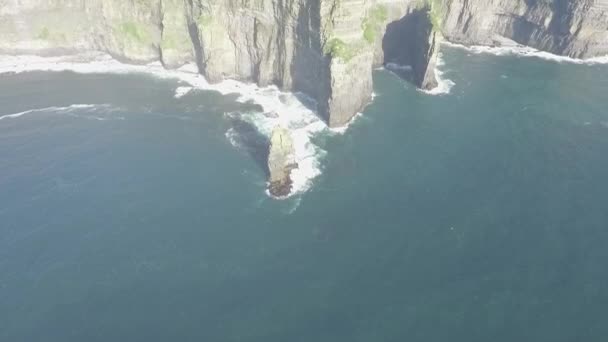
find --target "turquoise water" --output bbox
[1,47,608,341]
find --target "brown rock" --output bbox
[267,126,298,197]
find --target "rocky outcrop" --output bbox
[267,126,298,197]
[418,31,440,91]
[0,0,606,127]
[414,5,441,90]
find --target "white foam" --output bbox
[224,93,327,197]
[421,52,455,95]
[329,112,364,135]
[224,127,242,149]
[442,41,608,65]
[285,196,302,214]
[385,62,412,71]
[174,86,193,98]
[0,104,100,120]
[328,91,379,135]
[205,85,328,197]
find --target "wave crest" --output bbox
[442,41,608,65]
[0,104,121,121]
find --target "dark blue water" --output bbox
[2,48,608,341]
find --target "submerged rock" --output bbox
[267,126,298,197]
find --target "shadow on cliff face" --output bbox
[226,116,270,177]
[506,0,571,54]
[291,0,332,125]
[382,9,430,86]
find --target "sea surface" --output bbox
[1,46,608,341]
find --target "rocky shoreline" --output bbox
[2,0,605,130]
[2,0,607,199]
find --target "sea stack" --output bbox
[412,6,441,91]
[382,3,441,91]
[267,126,298,197]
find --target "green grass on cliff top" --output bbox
[324,38,356,62]
[362,5,388,44]
[118,21,150,43]
[416,0,444,31]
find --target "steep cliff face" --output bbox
[0,0,176,63]
[0,0,417,127]
[160,0,194,68]
[0,0,97,55]
[0,0,606,128]
[316,0,379,126]
[441,0,608,58]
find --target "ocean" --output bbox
[1,46,608,341]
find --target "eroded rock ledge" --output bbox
[1,0,606,127]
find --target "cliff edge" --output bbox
[1,0,606,127]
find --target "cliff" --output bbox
[382,2,441,90]
[442,0,608,59]
[1,0,606,126]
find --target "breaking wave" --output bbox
[224,90,327,197]
[421,52,455,95]
[442,41,608,65]
[0,104,122,121]
[383,58,455,96]
[174,86,193,98]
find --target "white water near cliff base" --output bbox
[442,41,608,65]
[0,53,329,198]
[0,104,124,121]
[422,52,455,95]
[383,56,455,96]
